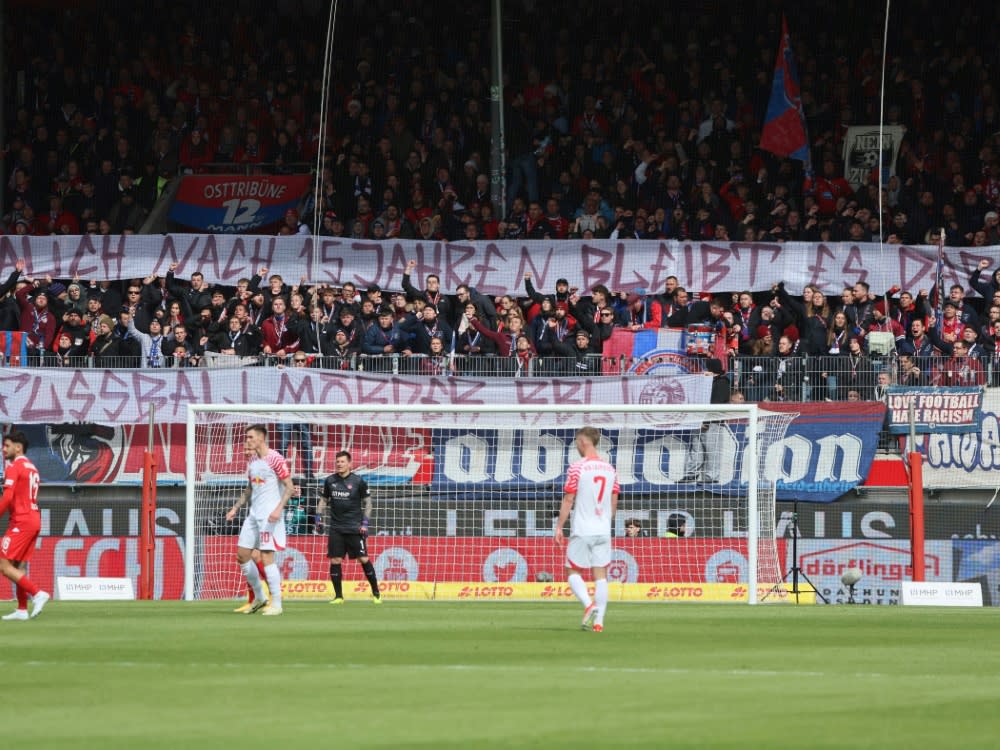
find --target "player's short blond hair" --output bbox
[576,426,601,448]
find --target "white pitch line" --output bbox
[0,660,984,681]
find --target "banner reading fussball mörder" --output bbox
[168,175,312,233]
[886,386,984,435]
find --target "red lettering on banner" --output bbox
[939,248,964,291]
[246,236,277,271]
[807,244,836,288]
[155,235,201,274]
[385,243,414,291]
[474,243,508,296]
[65,370,98,420]
[197,236,224,281]
[580,243,612,289]
[699,244,733,291]
[316,373,355,406]
[517,246,555,289]
[841,245,868,286]
[311,239,344,284]
[514,380,550,404]
[356,377,392,405]
[220,236,252,281]
[552,379,591,405]
[683,243,695,288]
[898,244,935,291]
[0,236,31,276]
[647,243,676,293]
[22,379,63,422]
[609,243,649,292]
[63,235,99,278]
[732,243,783,288]
[276,371,316,405]
[350,242,385,288]
[99,371,132,421]
[443,243,475,290]
[130,372,171,420]
[386,376,424,405]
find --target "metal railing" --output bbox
[0,351,702,376]
[730,353,993,402]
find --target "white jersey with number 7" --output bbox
[563,456,620,537]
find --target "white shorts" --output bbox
[566,535,611,570]
[237,514,287,552]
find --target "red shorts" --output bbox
[0,525,40,562]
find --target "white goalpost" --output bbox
[184,404,796,604]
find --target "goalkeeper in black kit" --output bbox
[320,451,382,604]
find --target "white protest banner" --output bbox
[0,235,997,297]
[0,369,711,426]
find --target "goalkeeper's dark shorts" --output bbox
[328,531,368,560]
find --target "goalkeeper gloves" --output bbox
[360,518,369,536]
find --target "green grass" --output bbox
[2,602,999,749]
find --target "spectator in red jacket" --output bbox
[260,297,300,357]
[16,283,58,351]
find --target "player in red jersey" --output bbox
[0,431,50,620]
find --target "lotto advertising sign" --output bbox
[199,536,788,599]
[168,175,311,233]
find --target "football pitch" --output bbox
[3,602,999,749]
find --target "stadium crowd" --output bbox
[2,0,1000,401]
[1,256,998,403]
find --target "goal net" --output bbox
[184,405,796,604]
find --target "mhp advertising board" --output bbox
[429,403,885,503]
[169,175,311,233]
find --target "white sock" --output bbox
[594,578,609,625]
[567,573,592,607]
[264,564,282,608]
[241,561,265,601]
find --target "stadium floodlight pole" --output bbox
[489,0,507,219]
[877,0,890,249]
[312,0,339,236]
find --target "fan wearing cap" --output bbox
[552,326,600,375]
[282,208,309,235]
[88,314,121,365]
[15,277,58,351]
[57,309,91,351]
[319,211,345,237]
[334,305,364,350]
[399,302,453,355]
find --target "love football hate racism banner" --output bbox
[2,235,1000,297]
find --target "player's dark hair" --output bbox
[247,424,268,439]
[624,518,641,528]
[4,431,28,452]
[336,450,351,461]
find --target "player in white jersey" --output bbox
[555,426,619,632]
[225,424,294,615]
